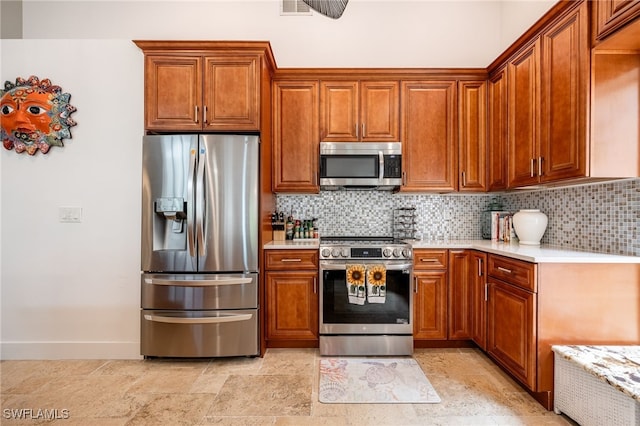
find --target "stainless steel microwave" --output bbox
[319,142,402,190]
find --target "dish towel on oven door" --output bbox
[346,264,366,305]
[367,264,386,303]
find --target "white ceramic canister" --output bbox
[512,209,548,245]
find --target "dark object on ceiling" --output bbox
[302,0,349,19]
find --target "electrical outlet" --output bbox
[59,207,82,223]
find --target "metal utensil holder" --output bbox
[393,207,417,240]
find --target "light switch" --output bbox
[59,207,82,223]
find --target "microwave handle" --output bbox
[379,151,384,180]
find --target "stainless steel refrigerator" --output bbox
[140,134,259,357]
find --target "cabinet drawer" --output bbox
[488,255,536,292]
[413,249,448,270]
[265,250,319,270]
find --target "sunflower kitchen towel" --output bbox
[346,264,366,305]
[366,264,386,303]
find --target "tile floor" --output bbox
[1,348,576,425]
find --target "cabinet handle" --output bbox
[194,106,199,124]
[461,171,466,187]
[355,123,359,139]
[530,158,535,177]
[497,266,512,274]
[478,258,483,277]
[313,277,317,294]
[414,277,418,293]
[485,283,488,301]
[420,258,438,263]
[281,258,302,262]
[402,171,406,186]
[538,156,543,177]
[362,123,365,138]
[203,105,208,124]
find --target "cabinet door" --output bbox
[508,39,540,188]
[487,279,536,390]
[448,250,472,339]
[401,81,457,192]
[203,54,260,131]
[487,67,508,191]
[458,81,487,192]
[272,81,320,193]
[470,251,487,350]
[413,271,448,340]
[144,55,203,131]
[360,81,400,141]
[540,2,588,182]
[594,0,640,41]
[265,271,318,341]
[320,81,359,141]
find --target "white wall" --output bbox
[1,1,553,359]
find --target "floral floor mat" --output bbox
[318,357,441,404]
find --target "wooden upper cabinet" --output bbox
[320,80,399,142]
[507,39,541,188]
[137,43,263,132]
[487,67,508,191]
[458,80,487,192]
[505,2,589,188]
[594,0,640,41]
[272,80,320,193]
[144,55,203,131]
[202,55,260,131]
[401,80,457,192]
[540,1,588,182]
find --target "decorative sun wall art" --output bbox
[1,75,77,155]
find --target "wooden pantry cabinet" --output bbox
[320,80,399,142]
[412,249,448,340]
[264,249,319,347]
[401,81,457,192]
[134,41,273,132]
[271,80,320,193]
[487,66,508,191]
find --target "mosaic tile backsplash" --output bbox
[276,178,639,257]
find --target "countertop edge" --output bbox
[263,239,640,263]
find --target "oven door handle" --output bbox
[143,313,252,324]
[320,262,412,271]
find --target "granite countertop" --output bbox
[264,239,640,264]
[552,345,640,402]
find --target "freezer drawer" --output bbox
[141,273,258,310]
[141,309,259,357]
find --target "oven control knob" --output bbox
[382,248,392,257]
[402,248,411,258]
[331,248,341,258]
[393,248,401,257]
[341,248,350,258]
[321,248,331,258]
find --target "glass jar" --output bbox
[481,199,504,239]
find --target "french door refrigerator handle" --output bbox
[144,277,252,287]
[196,144,206,257]
[144,313,253,324]
[187,144,197,261]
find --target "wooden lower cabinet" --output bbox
[487,277,537,390]
[484,254,640,410]
[469,251,487,350]
[265,250,319,347]
[413,250,448,340]
[448,250,472,339]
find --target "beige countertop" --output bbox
[264,239,640,264]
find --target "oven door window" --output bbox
[322,269,410,324]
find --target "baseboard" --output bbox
[0,341,142,360]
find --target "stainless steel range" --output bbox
[319,237,413,356]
